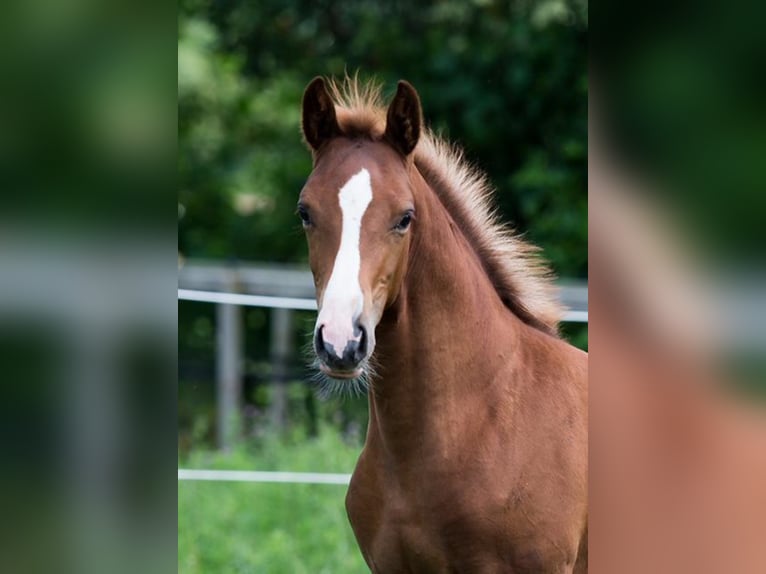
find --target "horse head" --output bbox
[299,77,422,382]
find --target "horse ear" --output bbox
[385,80,422,156]
[302,77,340,151]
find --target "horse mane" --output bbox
[325,76,563,335]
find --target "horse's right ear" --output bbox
[302,77,340,151]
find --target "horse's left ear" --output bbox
[385,80,422,156]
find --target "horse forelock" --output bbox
[326,74,386,138]
[323,75,564,335]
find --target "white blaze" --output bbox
[317,168,373,353]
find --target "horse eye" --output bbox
[297,205,312,227]
[394,212,413,232]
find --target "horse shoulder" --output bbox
[498,329,588,559]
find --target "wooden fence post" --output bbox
[270,307,292,431]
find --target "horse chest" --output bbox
[347,466,578,573]
[367,518,453,573]
[357,505,485,573]
[347,476,511,573]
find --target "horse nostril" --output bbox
[316,324,349,366]
[355,326,368,361]
[315,325,331,358]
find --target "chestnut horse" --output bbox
[298,77,587,573]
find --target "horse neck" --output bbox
[367,165,523,457]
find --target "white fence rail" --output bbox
[178,469,351,485]
[178,288,318,311]
[178,288,588,322]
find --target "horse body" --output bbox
[345,158,588,573]
[298,76,587,573]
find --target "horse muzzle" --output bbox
[314,322,369,378]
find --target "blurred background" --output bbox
[590,2,766,571]
[177,0,587,571]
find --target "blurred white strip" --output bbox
[563,310,589,323]
[177,289,588,322]
[178,469,351,485]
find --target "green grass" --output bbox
[179,430,367,573]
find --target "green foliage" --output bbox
[179,376,369,455]
[179,430,365,573]
[178,0,587,276]
[179,15,311,261]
